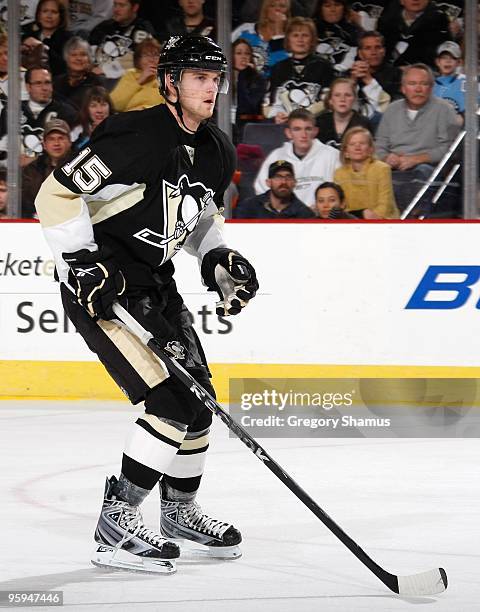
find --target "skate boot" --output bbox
[91,476,180,574]
[160,481,242,559]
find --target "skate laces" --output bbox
[180,502,230,539]
[117,504,166,549]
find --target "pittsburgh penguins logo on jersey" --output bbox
[350,2,385,20]
[94,35,134,79]
[133,174,214,264]
[278,80,322,111]
[22,125,44,157]
[316,37,351,66]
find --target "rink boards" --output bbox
[1,221,480,400]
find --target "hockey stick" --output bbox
[110,301,447,596]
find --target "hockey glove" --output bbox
[63,247,126,320]
[201,248,259,316]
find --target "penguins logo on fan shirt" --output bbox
[350,2,385,21]
[22,125,44,157]
[279,80,322,109]
[134,174,214,264]
[317,37,351,66]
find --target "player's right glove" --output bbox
[63,247,126,320]
[201,248,259,316]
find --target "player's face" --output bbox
[38,1,61,31]
[43,131,71,161]
[315,187,342,218]
[89,100,110,126]
[233,43,252,71]
[177,69,221,124]
[0,44,7,73]
[358,36,385,68]
[288,27,313,56]
[113,0,137,25]
[320,0,344,24]
[401,68,432,109]
[27,68,53,103]
[329,83,355,114]
[344,132,373,163]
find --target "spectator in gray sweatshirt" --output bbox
[375,63,459,212]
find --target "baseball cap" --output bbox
[268,160,295,178]
[436,41,462,59]
[43,119,70,137]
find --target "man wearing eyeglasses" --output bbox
[235,159,315,218]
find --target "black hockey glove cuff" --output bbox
[63,247,126,320]
[201,248,259,316]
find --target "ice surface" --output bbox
[0,401,478,611]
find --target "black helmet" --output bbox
[158,35,229,95]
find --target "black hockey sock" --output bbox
[114,472,152,506]
[121,454,162,491]
[161,477,198,503]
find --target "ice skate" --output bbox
[91,476,180,574]
[160,482,242,560]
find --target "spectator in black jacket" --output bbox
[231,38,267,144]
[21,0,72,77]
[349,30,402,126]
[377,0,450,69]
[234,159,315,218]
[160,0,216,42]
[264,16,334,124]
[89,0,156,83]
[314,0,360,75]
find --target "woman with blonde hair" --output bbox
[334,126,399,219]
[231,0,291,77]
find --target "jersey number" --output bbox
[62,147,112,193]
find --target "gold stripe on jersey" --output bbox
[179,434,210,451]
[97,319,169,388]
[87,183,146,225]
[138,413,186,445]
[35,173,82,228]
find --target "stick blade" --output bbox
[397,568,448,596]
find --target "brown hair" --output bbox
[285,17,318,54]
[35,0,69,30]
[340,126,374,164]
[287,108,316,125]
[78,86,113,133]
[133,37,161,70]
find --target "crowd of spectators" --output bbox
[0,0,476,221]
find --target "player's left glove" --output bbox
[201,248,259,316]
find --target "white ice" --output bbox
[1,400,478,612]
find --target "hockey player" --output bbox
[34,35,259,574]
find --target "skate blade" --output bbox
[91,545,176,574]
[174,539,242,560]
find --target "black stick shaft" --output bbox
[146,335,399,593]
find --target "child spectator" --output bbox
[264,17,334,124]
[433,41,469,120]
[72,86,113,151]
[314,0,360,75]
[231,38,266,144]
[111,37,164,111]
[313,181,356,218]
[334,125,399,218]
[232,0,291,78]
[316,77,371,149]
[21,0,71,77]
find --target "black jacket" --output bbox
[234,191,315,219]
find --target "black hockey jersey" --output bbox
[35,104,236,287]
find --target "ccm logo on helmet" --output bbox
[204,55,222,60]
